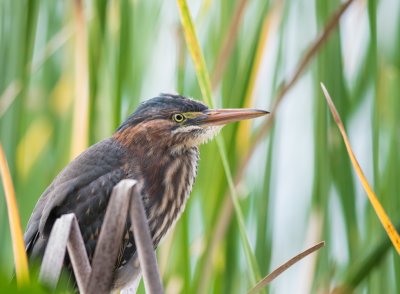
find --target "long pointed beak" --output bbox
[201,108,269,126]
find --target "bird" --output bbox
[24,93,269,291]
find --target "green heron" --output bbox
[24,94,268,290]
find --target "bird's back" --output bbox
[24,137,128,260]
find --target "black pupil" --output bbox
[175,114,183,121]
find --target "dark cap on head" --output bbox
[117,94,208,131]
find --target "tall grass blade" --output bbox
[321,83,400,254]
[176,0,261,284]
[247,242,325,294]
[0,144,29,285]
[176,0,212,107]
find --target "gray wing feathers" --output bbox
[24,138,126,252]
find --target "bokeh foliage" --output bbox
[1,0,399,293]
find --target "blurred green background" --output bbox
[1,0,400,293]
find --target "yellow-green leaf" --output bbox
[320,83,400,254]
[0,144,30,285]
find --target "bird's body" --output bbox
[24,94,268,290]
[25,137,198,289]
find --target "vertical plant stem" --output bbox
[176,0,213,107]
[129,182,164,294]
[176,0,261,284]
[211,0,249,89]
[0,144,29,286]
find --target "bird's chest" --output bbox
[118,147,198,268]
[143,148,198,245]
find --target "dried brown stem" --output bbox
[129,184,164,294]
[39,214,77,289]
[86,180,135,294]
[39,179,164,293]
[67,215,91,291]
[247,242,325,294]
[251,0,355,149]
[211,0,249,89]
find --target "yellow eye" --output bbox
[173,113,185,123]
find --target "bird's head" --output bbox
[115,94,269,150]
